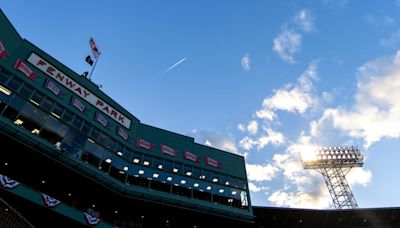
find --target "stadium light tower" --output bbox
[301,146,364,209]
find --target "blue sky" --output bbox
[3,1,400,209]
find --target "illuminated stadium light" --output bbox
[231,191,237,195]
[105,159,112,164]
[303,146,363,169]
[193,183,199,187]
[167,176,172,181]
[212,178,218,183]
[138,170,144,175]
[123,166,128,171]
[180,180,186,184]
[133,158,140,164]
[186,171,192,176]
[14,119,23,125]
[206,186,212,191]
[219,189,224,193]
[301,145,364,210]
[143,161,150,166]
[117,151,123,157]
[225,181,230,185]
[158,164,163,169]
[153,173,159,178]
[173,168,179,173]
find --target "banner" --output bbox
[71,97,85,112]
[184,151,199,162]
[160,144,177,156]
[117,127,129,141]
[0,174,19,188]
[136,138,154,150]
[41,193,61,208]
[45,80,61,96]
[14,59,37,80]
[0,41,8,58]
[95,113,108,127]
[205,156,221,168]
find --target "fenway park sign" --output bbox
[27,53,131,129]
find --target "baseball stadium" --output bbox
[0,8,399,228]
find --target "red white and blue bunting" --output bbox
[40,193,61,208]
[83,212,100,225]
[0,174,19,188]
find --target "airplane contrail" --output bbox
[163,57,187,74]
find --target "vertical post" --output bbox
[88,53,101,80]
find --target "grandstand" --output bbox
[0,8,399,228]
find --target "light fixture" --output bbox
[143,161,150,166]
[173,168,178,173]
[186,171,192,176]
[225,181,230,185]
[219,189,224,193]
[133,158,139,163]
[0,85,11,95]
[167,176,172,181]
[117,151,123,157]
[212,178,218,182]
[123,166,129,171]
[51,112,61,119]
[105,158,112,163]
[180,180,186,184]
[232,191,237,195]
[14,119,23,125]
[158,164,163,169]
[31,129,40,134]
[153,173,159,178]
[138,170,144,175]
[193,183,199,187]
[206,186,211,190]
[199,175,205,179]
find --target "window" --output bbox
[51,104,64,119]
[81,121,91,135]
[30,91,45,106]
[61,110,74,123]
[0,71,10,83]
[19,84,34,99]
[42,97,54,112]
[72,115,83,130]
[90,127,100,140]
[7,77,22,91]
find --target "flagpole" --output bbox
[88,52,101,80]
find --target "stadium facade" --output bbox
[0,9,399,228]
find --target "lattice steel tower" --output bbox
[301,146,364,209]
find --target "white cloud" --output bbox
[347,168,372,187]
[268,184,331,209]
[311,50,400,148]
[246,163,279,182]
[247,120,258,135]
[239,136,257,150]
[257,128,285,149]
[255,63,318,121]
[191,130,248,157]
[380,30,400,48]
[237,124,245,132]
[248,182,269,192]
[273,30,302,64]
[241,54,251,71]
[294,9,315,33]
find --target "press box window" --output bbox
[19,84,34,99]
[7,77,23,91]
[30,91,45,106]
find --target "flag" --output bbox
[160,144,177,156]
[14,59,37,80]
[184,151,200,162]
[81,71,89,77]
[86,55,94,66]
[205,156,221,168]
[89,37,100,59]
